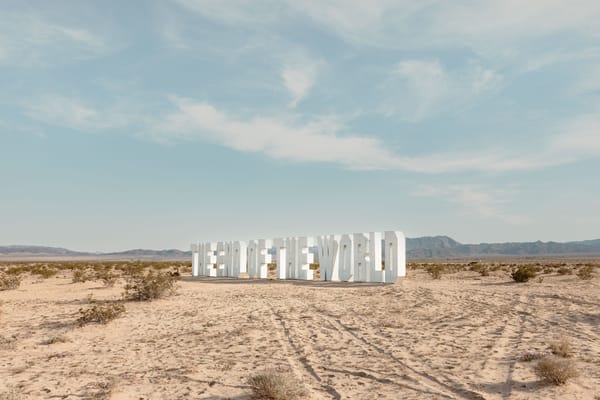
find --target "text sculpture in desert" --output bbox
[191,231,405,283]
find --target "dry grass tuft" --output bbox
[247,371,307,400]
[0,273,21,291]
[519,352,545,362]
[40,335,70,345]
[94,269,118,287]
[534,356,578,385]
[557,267,572,275]
[77,303,125,326]
[549,336,573,358]
[72,269,92,283]
[0,388,22,400]
[425,265,444,279]
[123,270,178,301]
[511,266,537,282]
[576,265,594,280]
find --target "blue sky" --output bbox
[1,1,600,251]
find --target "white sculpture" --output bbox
[317,234,339,281]
[191,243,199,276]
[296,236,314,280]
[190,230,406,283]
[338,234,354,281]
[273,238,287,279]
[232,241,247,276]
[383,231,406,282]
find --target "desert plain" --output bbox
[0,260,599,400]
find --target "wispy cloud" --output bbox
[145,97,600,173]
[172,0,283,26]
[23,96,98,130]
[149,97,401,170]
[380,59,501,120]
[413,184,528,225]
[0,11,108,66]
[289,1,600,50]
[281,60,319,107]
[22,95,132,131]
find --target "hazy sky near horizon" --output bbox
[1,1,600,251]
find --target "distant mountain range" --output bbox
[1,236,600,260]
[406,236,600,258]
[0,245,189,260]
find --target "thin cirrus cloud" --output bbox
[149,97,600,174]
[21,95,132,131]
[413,184,529,225]
[281,62,318,107]
[22,96,98,130]
[380,59,501,121]
[0,11,107,65]
[17,93,600,175]
[289,1,600,50]
[152,97,400,170]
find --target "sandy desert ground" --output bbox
[1,262,599,400]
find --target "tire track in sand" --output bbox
[268,306,341,400]
[310,305,486,400]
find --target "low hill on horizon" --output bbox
[2,237,600,260]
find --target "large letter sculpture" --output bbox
[232,241,247,277]
[273,238,287,279]
[191,244,199,276]
[191,230,406,283]
[383,231,406,282]
[317,235,339,281]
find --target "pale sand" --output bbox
[1,269,599,399]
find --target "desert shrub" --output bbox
[91,263,108,272]
[150,262,171,270]
[511,266,536,282]
[576,265,594,280]
[40,335,69,345]
[72,269,92,283]
[426,265,444,279]
[519,352,545,362]
[549,336,573,358]
[0,388,22,400]
[557,267,572,275]
[94,269,118,287]
[77,303,125,326]
[247,371,306,400]
[31,265,58,279]
[534,356,578,385]
[120,263,145,277]
[4,266,29,275]
[0,273,21,291]
[543,267,554,274]
[123,270,178,301]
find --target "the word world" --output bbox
[191,231,405,283]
